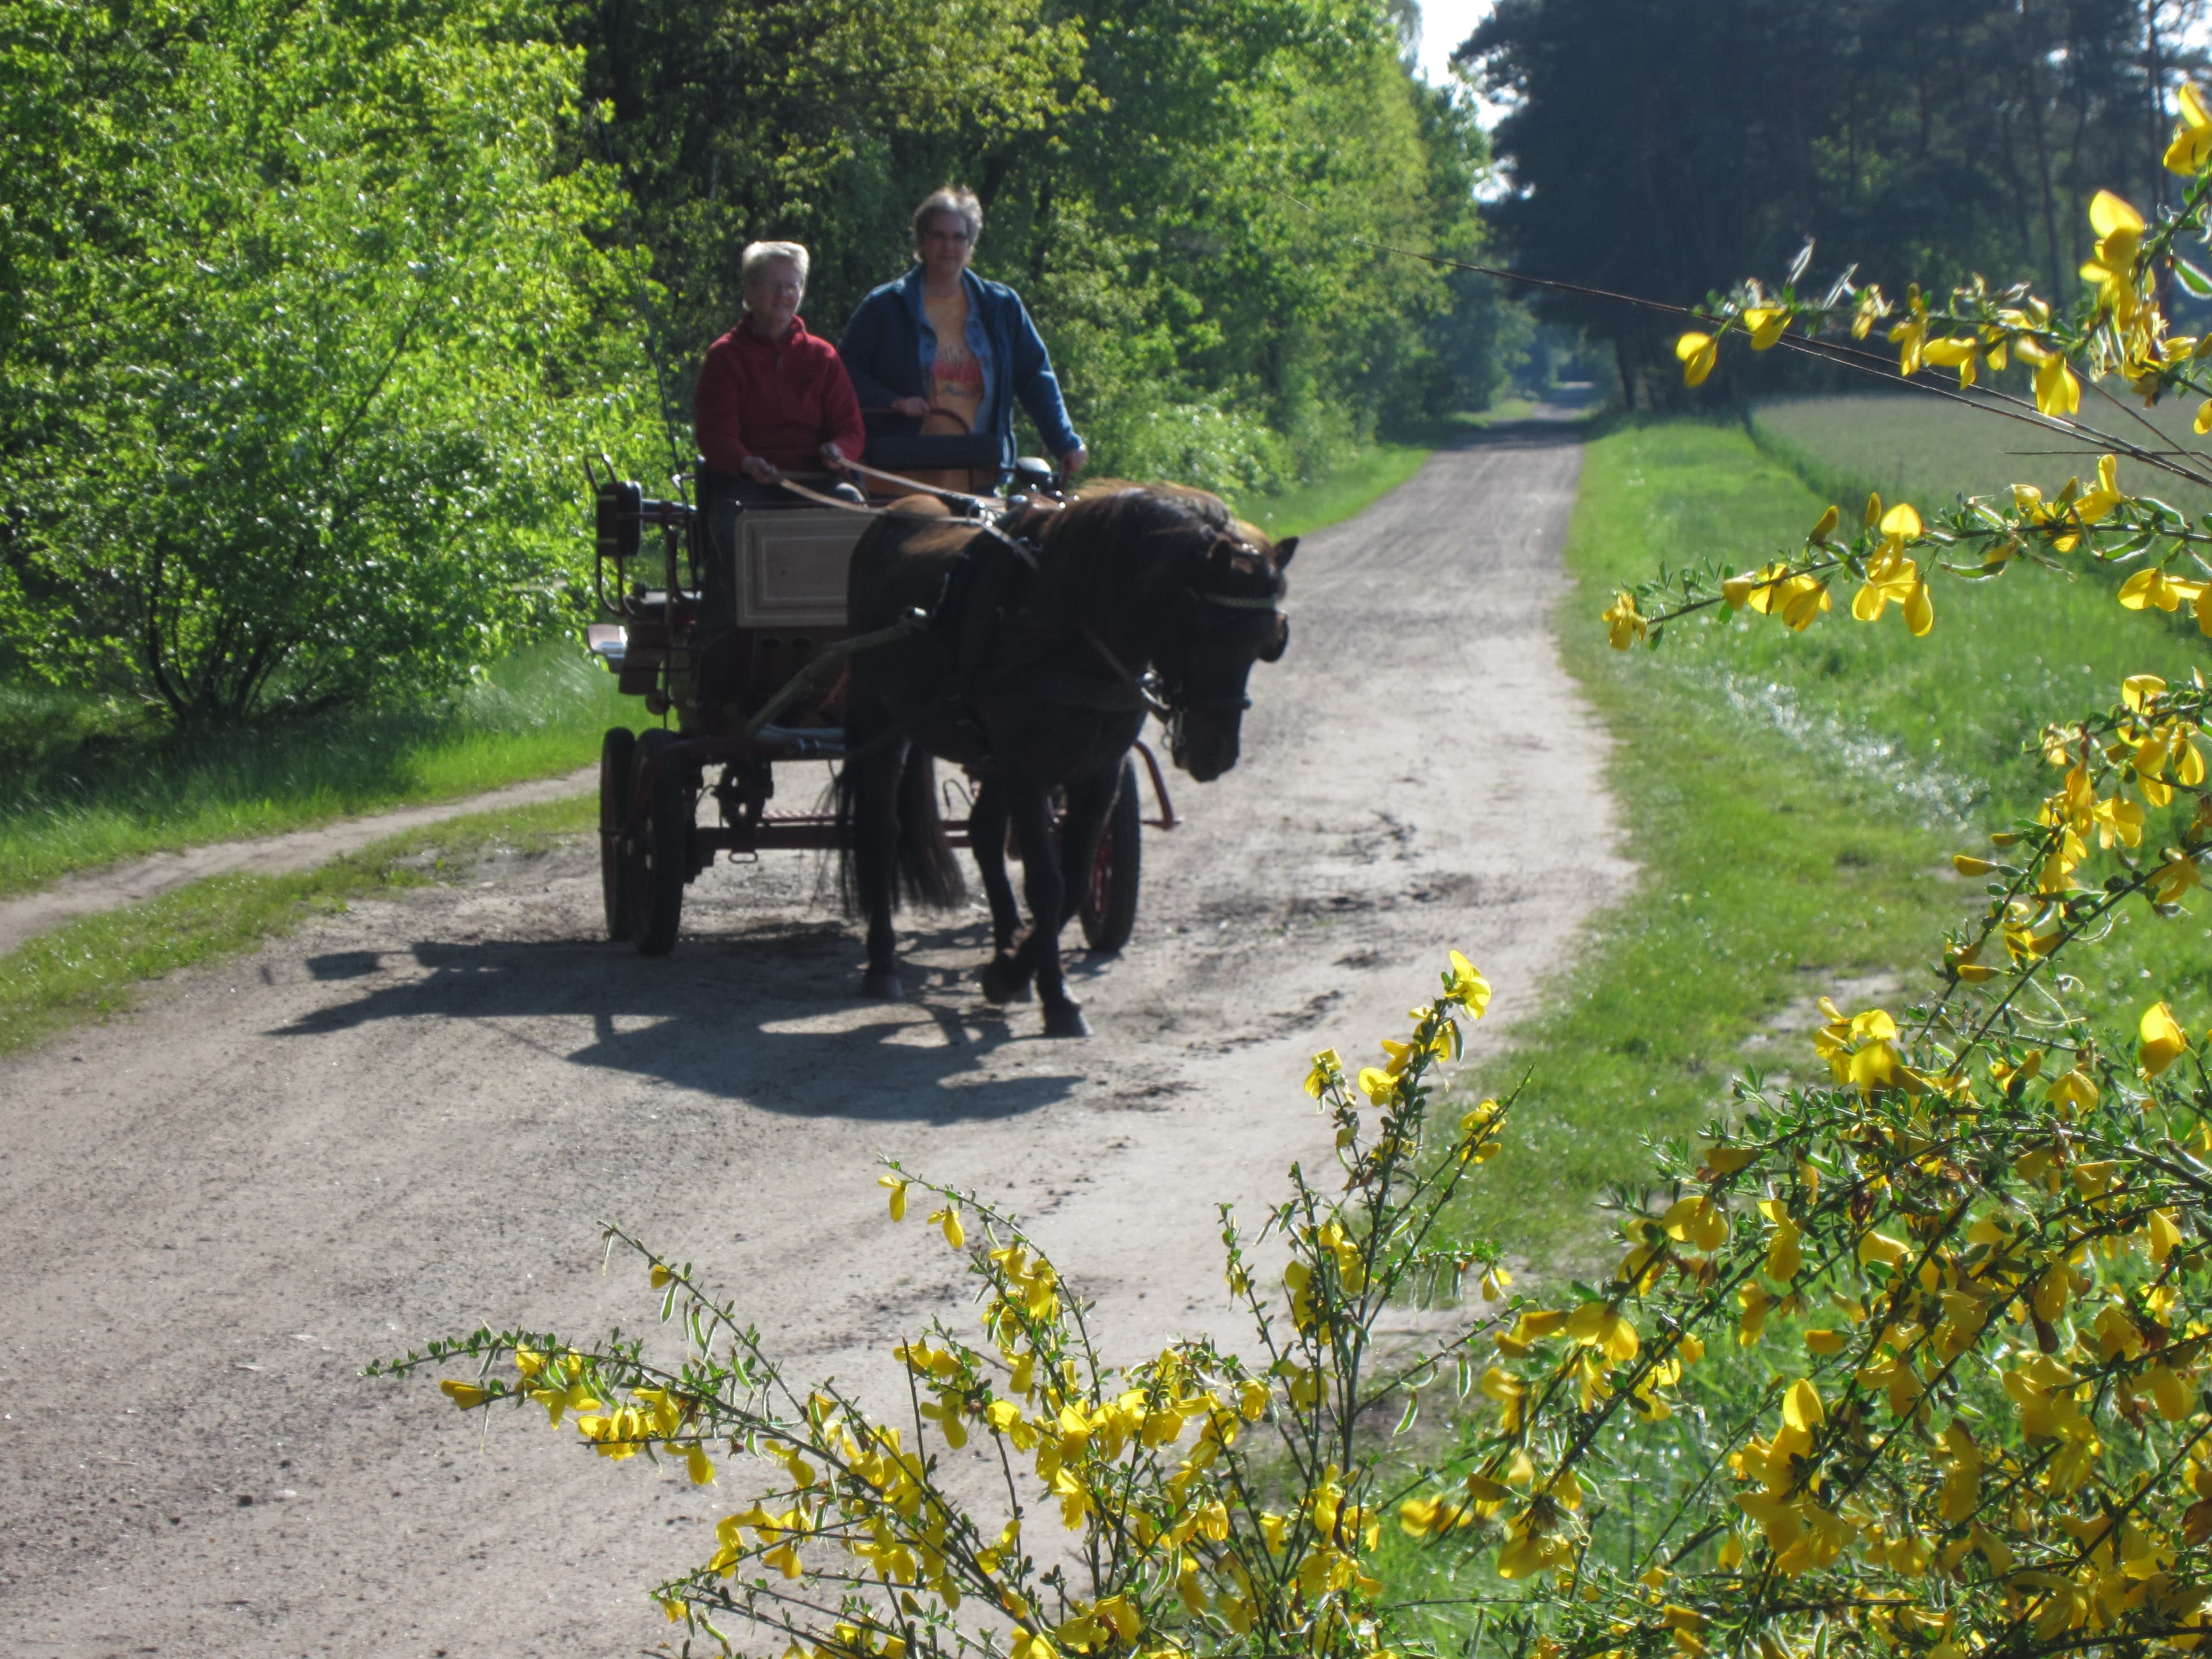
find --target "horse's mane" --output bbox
[1030,482,1256,616]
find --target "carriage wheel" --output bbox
[1080,758,1142,953]
[630,729,689,957]
[599,727,637,942]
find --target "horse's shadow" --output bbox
[276,919,1107,1121]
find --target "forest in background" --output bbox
[1462,0,2212,404]
[580,0,1517,486]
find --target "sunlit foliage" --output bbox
[0,0,655,722]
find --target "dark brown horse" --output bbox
[835,483,1294,1035]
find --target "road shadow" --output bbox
[281,919,1107,1121]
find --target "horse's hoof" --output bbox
[1041,1002,1092,1039]
[862,969,905,1000]
[979,957,1033,1005]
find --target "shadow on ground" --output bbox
[278,916,1108,1120]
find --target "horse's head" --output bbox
[1158,529,1294,783]
[1042,482,1294,781]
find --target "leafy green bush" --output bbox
[1,0,655,723]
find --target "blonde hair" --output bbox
[912,187,983,248]
[740,241,810,286]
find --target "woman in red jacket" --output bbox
[693,241,866,483]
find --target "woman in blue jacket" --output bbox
[838,187,1087,489]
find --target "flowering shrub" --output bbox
[384,90,2212,1659]
[1536,83,2212,1659]
[375,956,1524,1658]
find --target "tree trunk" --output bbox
[2018,0,2067,300]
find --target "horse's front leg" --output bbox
[850,743,907,999]
[968,780,1030,1002]
[1003,783,1087,1038]
[976,778,1037,1008]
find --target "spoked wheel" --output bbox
[629,729,690,957]
[599,727,637,942]
[1079,757,1142,953]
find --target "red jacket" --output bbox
[692,316,867,474]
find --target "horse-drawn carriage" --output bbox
[581,446,1177,960]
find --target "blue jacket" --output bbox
[838,267,1083,466]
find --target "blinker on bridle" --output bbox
[1164,566,1285,715]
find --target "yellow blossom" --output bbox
[2171,82,2212,173]
[2074,453,2127,521]
[2140,1001,2190,1077]
[1447,949,1491,1014]
[2120,567,2206,615]
[1921,334,1980,388]
[2014,335,2082,416]
[1675,330,1718,386]
[1851,550,1931,635]
[1304,1048,1343,1099]
[1603,590,1649,650]
[2079,192,2147,321]
[1743,307,1789,350]
[1888,289,1928,375]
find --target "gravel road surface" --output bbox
[0,414,1627,1658]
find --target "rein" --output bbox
[772,474,940,518]
[1078,623,1173,719]
[840,460,1006,513]
[771,475,1049,578]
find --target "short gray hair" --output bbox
[912,187,982,248]
[740,241,809,286]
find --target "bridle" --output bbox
[1153,544,1290,718]
[1074,554,1286,722]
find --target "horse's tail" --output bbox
[831,743,966,916]
[830,764,861,916]
[894,747,966,910]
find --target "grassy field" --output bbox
[1748,388,2212,522]
[0,793,594,1054]
[1374,408,2212,1637]
[0,639,626,897]
[1444,415,2212,1272]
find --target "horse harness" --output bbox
[931,518,1286,735]
[770,468,1284,757]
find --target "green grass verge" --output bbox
[0,794,593,1055]
[0,639,627,898]
[1237,441,1440,541]
[1237,406,1598,541]
[1449,416,2212,1272]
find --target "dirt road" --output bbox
[0,415,1626,1659]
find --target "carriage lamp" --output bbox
[586,623,627,671]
